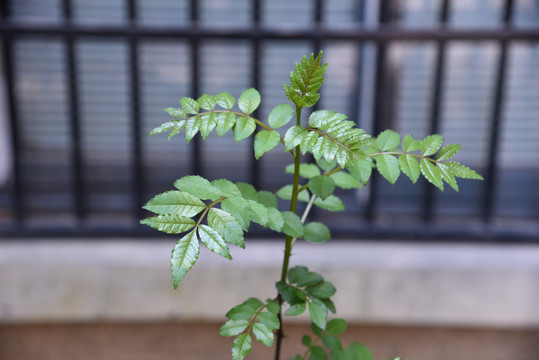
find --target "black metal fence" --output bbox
[0,0,538,241]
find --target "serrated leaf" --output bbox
[268,103,294,129]
[276,185,310,202]
[316,158,337,172]
[285,163,321,179]
[257,191,278,208]
[374,154,400,184]
[437,144,462,161]
[284,302,306,316]
[238,88,261,115]
[221,197,251,231]
[281,211,303,237]
[232,333,252,360]
[149,119,185,136]
[198,224,232,260]
[313,195,344,212]
[347,159,372,185]
[258,311,279,330]
[398,155,420,184]
[438,163,459,192]
[306,281,336,299]
[377,129,400,151]
[234,116,256,142]
[164,107,187,118]
[171,230,199,288]
[326,318,347,335]
[402,134,421,152]
[444,161,484,180]
[420,159,444,191]
[300,132,319,155]
[330,172,362,189]
[303,222,331,243]
[199,113,216,140]
[143,190,206,216]
[215,91,235,110]
[254,130,281,159]
[421,134,443,156]
[236,182,258,201]
[252,322,274,347]
[174,175,223,200]
[184,116,200,143]
[226,298,264,320]
[140,214,195,234]
[308,175,335,201]
[309,298,328,330]
[180,97,199,114]
[211,179,242,197]
[215,112,236,137]
[208,208,244,248]
[248,200,269,227]
[219,319,249,337]
[284,125,308,151]
[267,207,284,232]
[197,94,216,110]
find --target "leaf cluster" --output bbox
[284,52,328,108]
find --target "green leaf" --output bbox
[284,125,308,151]
[308,175,335,201]
[248,200,269,227]
[300,132,320,155]
[398,155,420,184]
[267,207,284,232]
[309,298,328,330]
[238,88,261,115]
[257,191,278,208]
[285,163,321,179]
[347,159,372,185]
[276,185,310,202]
[258,311,280,330]
[198,224,232,260]
[374,154,400,184]
[232,333,252,360]
[215,112,236,137]
[330,172,362,189]
[236,182,258,201]
[226,298,264,320]
[174,175,223,200]
[438,163,459,192]
[421,134,443,156]
[310,346,328,360]
[184,115,200,143]
[281,211,303,238]
[221,197,251,231]
[268,103,294,128]
[252,322,274,347]
[445,161,484,180]
[233,116,256,142]
[219,319,249,337]
[420,159,444,191]
[211,179,242,197]
[302,335,312,347]
[254,130,281,159]
[437,144,462,161]
[402,134,421,152]
[143,190,206,217]
[170,230,200,288]
[322,298,336,314]
[149,119,185,136]
[276,281,300,304]
[215,91,235,110]
[164,107,187,118]
[197,94,216,110]
[180,96,199,114]
[303,222,331,243]
[313,195,344,212]
[208,208,245,248]
[284,302,306,316]
[322,334,342,352]
[199,113,216,140]
[326,318,347,335]
[346,343,373,360]
[306,281,336,299]
[266,300,280,315]
[287,265,308,283]
[140,214,195,234]
[316,158,337,172]
[377,129,400,151]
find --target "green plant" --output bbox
[141,52,482,360]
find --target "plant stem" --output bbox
[275,105,303,360]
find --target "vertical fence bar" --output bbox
[423,0,450,223]
[250,0,261,188]
[349,0,366,128]
[127,0,144,222]
[313,0,323,53]
[366,0,392,223]
[1,0,24,228]
[190,0,201,175]
[483,0,514,223]
[63,0,85,226]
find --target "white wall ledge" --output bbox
[1,239,538,328]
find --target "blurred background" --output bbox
[0,0,538,359]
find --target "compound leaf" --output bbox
[171,230,200,288]
[238,88,261,115]
[198,224,232,260]
[143,190,206,217]
[254,130,281,159]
